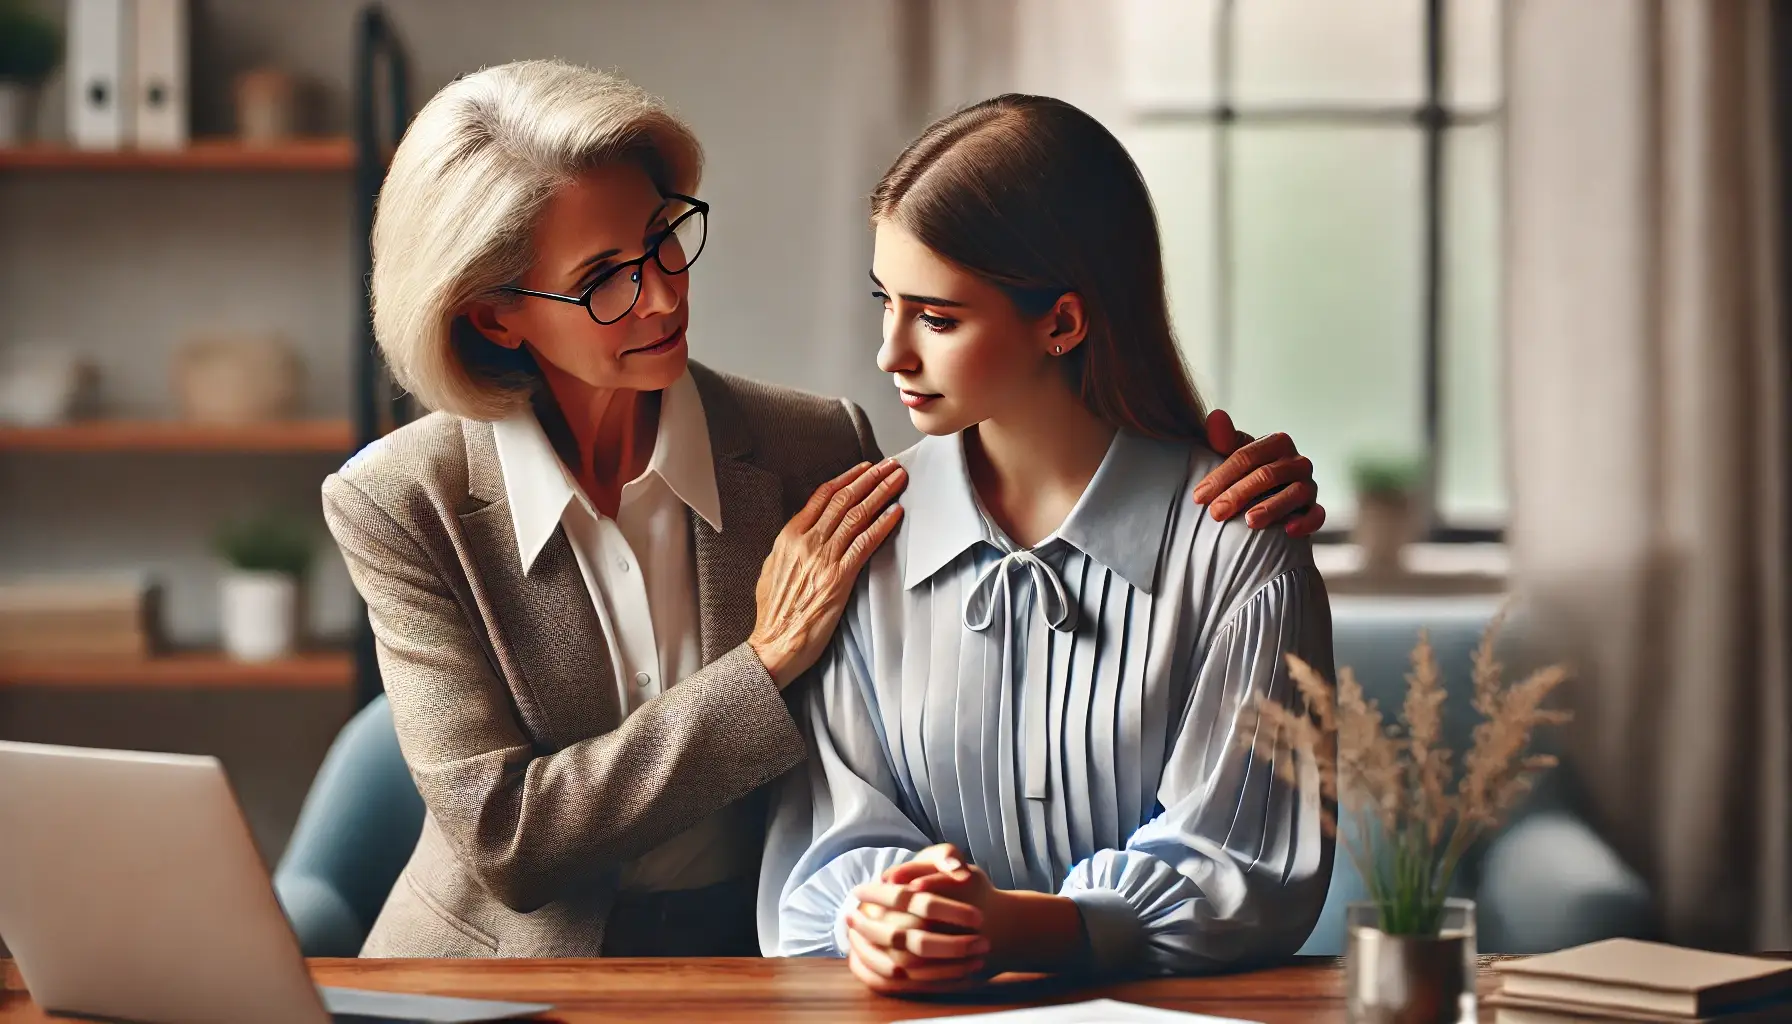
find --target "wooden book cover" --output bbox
[1496,940,1792,1018]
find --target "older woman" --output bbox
[325,59,1325,959]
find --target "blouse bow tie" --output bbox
[963,547,1077,634]
[962,545,1072,805]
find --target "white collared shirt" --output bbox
[493,369,748,893]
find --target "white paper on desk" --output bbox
[321,985,553,1022]
[899,998,1262,1024]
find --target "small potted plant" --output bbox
[0,1,62,145]
[1248,609,1571,1023]
[214,513,313,662]
[1349,452,1426,577]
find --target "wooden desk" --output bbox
[3,955,1517,1022]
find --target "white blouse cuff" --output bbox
[780,846,916,958]
[1061,848,1201,975]
[1062,887,1145,974]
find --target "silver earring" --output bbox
[1053,345,1063,355]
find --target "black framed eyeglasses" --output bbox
[500,194,708,325]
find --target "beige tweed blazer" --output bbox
[322,363,878,957]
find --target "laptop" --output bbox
[0,739,552,1024]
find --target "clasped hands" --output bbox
[846,843,1076,995]
[825,411,1323,995]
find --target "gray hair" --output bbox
[371,59,702,420]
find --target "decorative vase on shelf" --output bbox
[0,347,97,426]
[215,514,313,662]
[173,334,302,424]
[220,569,296,662]
[1346,899,1478,1024]
[234,68,296,145]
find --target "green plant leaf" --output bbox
[0,3,61,85]
[214,514,314,576]
[1348,451,1426,498]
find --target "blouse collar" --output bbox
[898,427,1193,595]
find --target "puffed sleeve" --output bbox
[1059,565,1334,975]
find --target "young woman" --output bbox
[327,61,1323,959]
[760,94,1333,987]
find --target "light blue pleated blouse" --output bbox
[757,428,1335,975]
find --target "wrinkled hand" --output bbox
[749,459,906,688]
[845,844,988,995]
[1192,408,1327,538]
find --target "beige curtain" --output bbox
[1506,0,1791,951]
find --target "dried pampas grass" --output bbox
[1249,603,1571,935]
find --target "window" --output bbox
[1119,0,1505,535]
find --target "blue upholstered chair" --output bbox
[273,694,424,957]
[275,596,1656,958]
[1296,595,1657,955]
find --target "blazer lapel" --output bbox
[455,369,782,735]
[458,419,621,750]
[689,367,784,667]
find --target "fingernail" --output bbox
[952,869,971,882]
[1210,501,1232,520]
[940,857,961,871]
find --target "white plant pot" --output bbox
[0,82,33,146]
[221,570,297,662]
[1352,492,1418,577]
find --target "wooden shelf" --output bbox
[0,137,356,172]
[0,419,355,453]
[0,650,353,689]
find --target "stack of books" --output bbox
[0,575,160,660]
[1489,938,1792,1022]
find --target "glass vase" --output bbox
[1344,898,1477,1024]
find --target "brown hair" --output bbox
[870,94,1205,440]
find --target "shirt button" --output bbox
[617,558,632,573]
[634,672,652,688]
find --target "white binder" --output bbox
[133,0,186,150]
[68,0,135,150]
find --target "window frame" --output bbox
[1134,0,1506,543]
